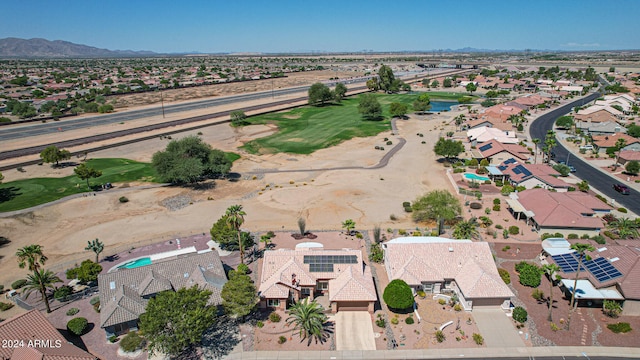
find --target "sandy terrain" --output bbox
[0,103,461,287]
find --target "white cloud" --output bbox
[562,42,600,47]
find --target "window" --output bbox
[317,281,328,291]
[301,288,311,296]
[267,299,280,307]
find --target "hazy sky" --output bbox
[2,0,639,53]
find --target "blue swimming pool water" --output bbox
[117,257,152,269]
[464,173,490,182]
[429,101,457,112]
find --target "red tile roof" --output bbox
[592,133,640,148]
[0,310,96,360]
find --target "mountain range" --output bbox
[0,38,157,58]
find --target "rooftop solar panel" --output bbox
[504,158,516,164]
[553,254,624,282]
[479,143,493,152]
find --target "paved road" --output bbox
[472,309,525,348]
[529,93,640,215]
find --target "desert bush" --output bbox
[405,316,415,324]
[389,214,397,221]
[550,322,559,332]
[67,317,88,336]
[607,322,632,333]
[453,168,465,173]
[90,296,100,305]
[438,298,447,305]
[404,206,413,213]
[618,207,628,213]
[508,226,520,235]
[369,243,384,263]
[501,245,511,252]
[603,300,623,318]
[54,285,73,300]
[375,314,386,328]
[498,268,511,284]
[256,321,264,328]
[66,307,80,316]
[602,214,617,223]
[11,279,27,289]
[0,302,14,311]
[390,317,399,325]
[493,198,501,205]
[402,201,411,208]
[453,304,462,312]
[435,330,445,343]
[512,306,527,323]
[567,233,579,239]
[120,331,144,352]
[531,289,545,301]
[495,224,503,230]
[398,229,407,235]
[592,235,606,244]
[108,335,118,343]
[416,290,426,298]
[493,204,501,211]
[119,196,129,203]
[383,279,414,311]
[603,230,619,240]
[278,336,287,344]
[269,312,281,323]
[517,262,542,287]
[473,333,484,345]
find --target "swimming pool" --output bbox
[117,257,152,270]
[463,173,490,182]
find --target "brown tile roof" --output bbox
[513,189,610,229]
[98,250,226,328]
[574,110,618,123]
[259,248,376,303]
[478,140,529,160]
[384,241,513,299]
[619,150,640,162]
[0,310,96,360]
[592,133,640,148]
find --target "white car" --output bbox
[579,145,594,151]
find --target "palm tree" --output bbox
[85,238,104,263]
[226,205,247,264]
[541,263,560,322]
[608,217,639,239]
[577,180,590,193]
[544,131,556,164]
[452,218,479,240]
[286,298,330,345]
[16,244,48,272]
[341,219,356,234]
[567,243,595,330]
[22,269,62,313]
[532,138,541,164]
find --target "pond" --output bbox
[429,100,458,112]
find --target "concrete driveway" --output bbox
[335,311,376,350]
[472,309,525,348]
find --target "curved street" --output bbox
[529,93,640,215]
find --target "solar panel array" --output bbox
[303,255,358,273]
[512,164,532,177]
[551,253,623,282]
[504,158,517,165]
[479,143,493,152]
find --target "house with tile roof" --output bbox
[98,250,226,338]
[472,139,530,164]
[541,238,640,315]
[0,309,96,360]
[592,132,640,153]
[616,150,640,166]
[487,159,569,191]
[575,120,625,136]
[506,188,611,237]
[466,126,518,145]
[258,245,377,313]
[382,237,513,311]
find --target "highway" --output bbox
[529,92,640,214]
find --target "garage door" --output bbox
[338,301,369,311]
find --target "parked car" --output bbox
[580,145,594,151]
[613,183,630,195]
[568,165,576,172]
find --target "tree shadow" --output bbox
[201,315,241,359]
[226,172,242,182]
[297,320,334,346]
[0,186,21,202]
[102,254,120,263]
[58,327,91,352]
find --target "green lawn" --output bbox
[242,93,430,155]
[0,158,159,212]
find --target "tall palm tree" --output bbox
[544,131,556,164]
[226,205,247,264]
[16,244,48,272]
[85,238,104,263]
[22,269,62,313]
[286,298,329,345]
[567,243,595,330]
[608,217,639,239]
[532,138,541,164]
[452,218,479,240]
[541,263,560,322]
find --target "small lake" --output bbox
[429,101,458,112]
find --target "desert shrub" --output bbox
[416,290,426,298]
[383,279,414,310]
[498,268,511,284]
[453,304,462,312]
[67,317,88,336]
[602,214,617,223]
[11,279,27,289]
[54,285,73,300]
[501,245,511,252]
[269,312,281,323]
[375,314,386,328]
[550,322,559,332]
[493,204,501,211]
[356,232,364,239]
[603,300,623,318]
[390,317,399,325]
[531,289,545,301]
[501,184,514,195]
[580,234,591,239]
[485,208,491,214]
[494,179,503,187]
[618,207,628,213]
[592,235,606,244]
[256,321,264,328]
[604,230,619,240]
[0,302,14,311]
[469,202,482,209]
[108,335,118,343]
[405,316,415,324]
[540,232,563,240]
[607,322,632,333]
[386,141,392,145]
[453,168,465,173]
[438,298,447,305]
[404,206,413,213]
[389,214,397,221]
[369,243,384,263]
[493,198,501,205]
[398,229,407,235]
[119,196,129,203]
[66,308,80,316]
[595,194,608,204]
[567,233,579,239]
[512,306,527,323]
[473,333,484,345]
[508,226,520,235]
[518,263,542,288]
[120,331,144,352]
[402,201,411,208]
[278,336,287,344]
[90,296,100,305]
[435,330,445,343]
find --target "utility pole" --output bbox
[160,89,165,118]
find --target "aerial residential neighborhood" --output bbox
[0,1,640,360]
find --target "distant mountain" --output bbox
[0,37,156,58]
